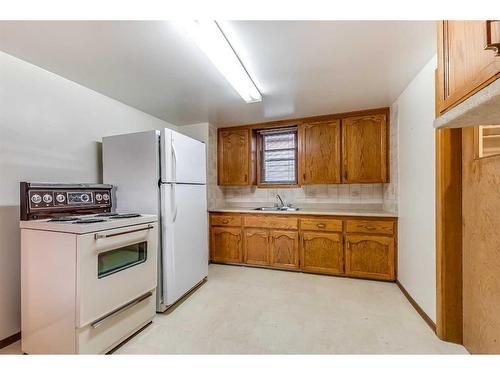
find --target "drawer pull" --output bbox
[363,225,377,231]
[94,224,154,240]
[90,291,152,329]
[222,219,230,224]
[316,223,326,228]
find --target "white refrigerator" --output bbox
[103,128,208,312]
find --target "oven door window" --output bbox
[97,241,147,278]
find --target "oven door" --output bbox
[76,222,158,327]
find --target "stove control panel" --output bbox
[21,183,113,220]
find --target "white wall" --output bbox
[0,51,175,340]
[394,55,437,322]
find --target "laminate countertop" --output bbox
[209,207,397,218]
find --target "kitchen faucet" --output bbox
[276,194,285,208]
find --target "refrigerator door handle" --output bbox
[172,183,178,223]
[171,138,177,183]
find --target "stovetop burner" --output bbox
[109,214,142,219]
[49,216,80,222]
[94,213,119,217]
[72,218,107,224]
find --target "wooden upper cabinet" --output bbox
[342,114,388,183]
[299,120,341,184]
[437,20,500,114]
[218,128,252,185]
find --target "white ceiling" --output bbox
[0,21,436,127]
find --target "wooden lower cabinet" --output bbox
[300,231,343,275]
[269,230,299,270]
[211,227,242,263]
[243,229,269,266]
[209,212,397,281]
[344,234,395,281]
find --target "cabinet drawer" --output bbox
[243,215,298,230]
[346,219,394,235]
[210,214,242,227]
[300,218,342,232]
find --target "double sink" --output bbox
[254,206,299,212]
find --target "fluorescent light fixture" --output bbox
[179,20,262,103]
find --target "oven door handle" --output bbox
[90,291,153,329]
[94,224,154,240]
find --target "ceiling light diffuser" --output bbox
[179,20,262,103]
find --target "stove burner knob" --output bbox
[102,193,110,201]
[43,194,53,203]
[56,194,66,203]
[31,194,42,204]
[81,194,90,203]
[95,193,102,201]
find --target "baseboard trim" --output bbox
[0,332,20,349]
[396,280,436,332]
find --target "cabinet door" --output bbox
[300,231,343,275]
[299,120,341,184]
[345,234,395,281]
[218,128,251,185]
[211,227,242,263]
[437,21,500,114]
[342,114,388,183]
[269,230,299,270]
[244,229,269,266]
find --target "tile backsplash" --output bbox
[220,184,384,207]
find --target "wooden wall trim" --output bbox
[0,331,20,349]
[435,127,463,344]
[396,280,436,333]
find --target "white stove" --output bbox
[20,182,158,354]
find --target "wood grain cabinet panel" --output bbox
[299,120,341,184]
[345,234,395,281]
[244,229,270,266]
[342,114,388,183]
[346,219,394,235]
[437,20,500,114]
[300,217,342,232]
[270,230,299,270]
[300,231,343,275]
[218,128,251,185]
[210,214,242,227]
[244,215,298,230]
[211,227,242,264]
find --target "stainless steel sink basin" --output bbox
[254,206,299,212]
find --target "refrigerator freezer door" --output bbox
[161,129,207,184]
[103,130,160,214]
[160,183,208,307]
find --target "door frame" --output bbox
[435,126,463,344]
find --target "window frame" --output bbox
[256,126,300,188]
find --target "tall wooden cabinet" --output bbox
[342,114,388,183]
[218,128,252,185]
[437,20,500,115]
[298,120,341,184]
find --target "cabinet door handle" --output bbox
[485,20,500,56]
